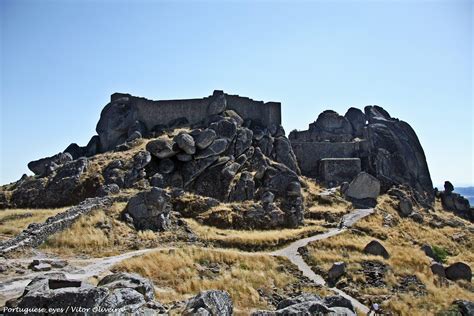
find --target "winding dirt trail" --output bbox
[271,208,374,313]
[1,208,374,313]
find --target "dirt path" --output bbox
[1,208,374,313]
[271,208,374,314]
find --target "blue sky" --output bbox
[1,0,472,187]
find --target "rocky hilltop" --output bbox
[0,91,473,315]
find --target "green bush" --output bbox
[432,245,449,263]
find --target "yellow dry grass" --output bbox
[305,194,474,315]
[41,203,160,257]
[185,218,326,250]
[0,208,67,238]
[113,247,296,315]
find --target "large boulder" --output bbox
[125,187,173,231]
[184,290,233,316]
[344,107,366,138]
[365,105,433,204]
[28,152,73,176]
[344,172,380,207]
[440,182,472,221]
[97,272,155,301]
[194,128,217,150]
[6,272,162,314]
[363,240,390,259]
[309,110,353,142]
[146,138,178,159]
[445,262,472,282]
[174,133,196,155]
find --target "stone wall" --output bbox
[319,158,361,187]
[290,141,367,178]
[98,91,281,152]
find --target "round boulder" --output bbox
[363,240,390,259]
[445,262,472,282]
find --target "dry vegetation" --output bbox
[0,208,67,239]
[41,202,171,257]
[304,194,474,315]
[301,177,352,221]
[184,218,326,250]
[113,247,297,315]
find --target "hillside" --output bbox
[0,91,472,316]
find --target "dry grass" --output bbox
[41,203,162,257]
[113,247,296,315]
[301,177,352,220]
[185,218,326,250]
[0,208,67,238]
[305,194,474,315]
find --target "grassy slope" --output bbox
[304,195,474,315]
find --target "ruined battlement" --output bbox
[97,90,281,151]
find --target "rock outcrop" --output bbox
[439,181,473,221]
[5,272,165,315]
[253,293,355,316]
[290,105,434,206]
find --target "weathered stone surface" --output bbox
[344,107,366,138]
[445,262,472,282]
[319,158,361,187]
[194,128,217,150]
[146,138,178,159]
[209,119,237,142]
[328,262,346,283]
[363,240,390,259]
[345,172,380,200]
[174,133,196,155]
[440,183,472,221]
[273,137,301,174]
[184,290,233,316]
[125,187,172,231]
[6,273,160,314]
[207,90,227,115]
[398,197,413,217]
[195,139,229,159]
[290,106,433,206]
[228,171,255,202]
[97,272,155,301]
[28,152,73,176]
[454,300,474,316]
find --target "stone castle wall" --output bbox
[111,92,281,130]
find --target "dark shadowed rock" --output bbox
[209,119,237,142]
[328,262,346,283]
[454,300,474,316]
[444,181,454,194]
[28,152,73,176]
[430,262,446,278]
[363,240,390,259]
[323,295,355,312]
[344,107,366,138]
[364,105,433,204]
[125,187,172,231]
[398,197,413,217]
[207,90,227,115]
[445,262,472,282]
[184,290,233,316]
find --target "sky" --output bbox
[1,0,472,187]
